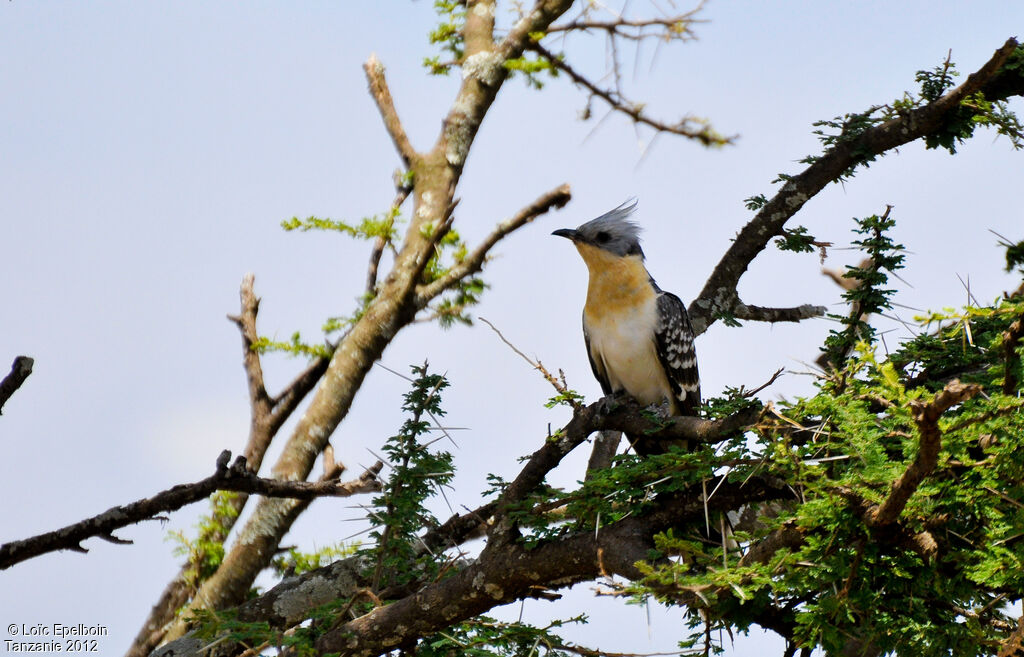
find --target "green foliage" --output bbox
[915,57,959,102]
[743,194,768,211]
[361,364,456,590]
[167,490,241,590]
[927,90,1024,153]
[620,235,1024,654]
[504,52,558,89]
[424,0,465,75]
[774,225,818,254]
[271,542,359,577]
[544,387,586,410]
[422,228,490,328]
[821,209,905,368]
[796,48,1024,183]
[281,211,399,242]
[251,331,332,360]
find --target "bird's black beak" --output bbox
[552,228,579,241]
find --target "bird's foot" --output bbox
[644,399,673,421]
[599,390,632,415]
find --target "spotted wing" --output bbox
[653,291,701,415]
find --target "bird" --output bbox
[552,200,700,456]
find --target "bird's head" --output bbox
[552,200,644,261]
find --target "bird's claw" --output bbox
[644,399,673,421]
[599,390,631,415]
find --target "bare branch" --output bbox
[529,41,733,147]
[0,355,33,415]
[0,451,381,571]
[868,380,981,526]
[478,316,580,409]
[732,301,826,324]
[129,275,330,657]
[547,13,703,42]
[415,184,572,306]
[226,274,270,411]
[688,37,1022,336]
[364,54,417,167]
[365,182,411,295]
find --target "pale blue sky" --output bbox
[2,2,1022,655]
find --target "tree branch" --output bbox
[1002,310,1024,395]
[868,380,981,526]
[0,451,381,571]
[414,184,572,307]
[529,41,732,147]
[364,54,417,168]
[731,301,826,324]
[313,475,790,657]
[0,355,33,415]
[464,0,496,58]
[688,37,1022,336]
[547,13,703,42]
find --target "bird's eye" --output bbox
[595,231,611,243]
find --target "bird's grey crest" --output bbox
[555,199,644,257]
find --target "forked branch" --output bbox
[688,38,1022,336]
[869,380,981,526]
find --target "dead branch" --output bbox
[868,380,981,526]
[128,275,330,657]
[366,183,411,295]
[0,451,381,571]
[478,316,580,409]
[688,38,1022,336]
[529,41,732,147]
[364,54,417,167]
[0,355,33,415]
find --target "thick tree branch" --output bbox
[0,452,381,571]
[868,380,981,526]
[312,475,790,657]
[464,0,496,57]
[688,37,1022,336]
[364,54,417,168]
[530,41,732,147]
[0,355,33,415]
[414,184,572,307]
